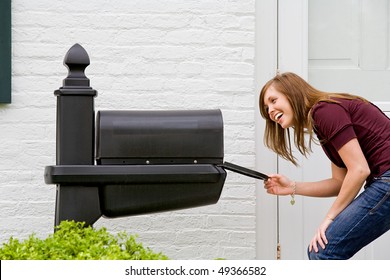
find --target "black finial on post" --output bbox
[53,44,101,227]
[62,43,91,88]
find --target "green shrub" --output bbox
[0,220,168,260]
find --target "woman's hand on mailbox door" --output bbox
[263,174,294,196]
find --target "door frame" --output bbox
[255,0,308,259]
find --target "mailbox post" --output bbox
[53,44,101,226]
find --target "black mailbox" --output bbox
[95,109,226,217]
[45,44,268,227]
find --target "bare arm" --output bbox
[264,138,371,253]
[294,163,345,197]
[264,139,368,201]
[324,138,370,219]
[309,138,370,252]
[264,163,345,197]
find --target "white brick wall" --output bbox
[0,0,256,259]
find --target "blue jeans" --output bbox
[307,170,390,260]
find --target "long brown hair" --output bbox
[259,72,367,165]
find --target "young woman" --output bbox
[259,72,390,260]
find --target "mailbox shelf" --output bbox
[45,164,227,218]
[44,164,224,185]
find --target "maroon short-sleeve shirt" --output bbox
[311,98,390,183]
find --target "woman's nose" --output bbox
[267,104,275,116]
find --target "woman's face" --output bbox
[263,85,294,129]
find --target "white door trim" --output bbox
[255,0,308,259]
[254,0,278,260]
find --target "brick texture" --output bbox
[0,0,256,259]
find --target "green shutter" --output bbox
[0,0,11,103]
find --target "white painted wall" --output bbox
[0,0,257,259]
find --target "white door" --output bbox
[282,0,390,259]
[255,0,390,259]
[305,0,390,260]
